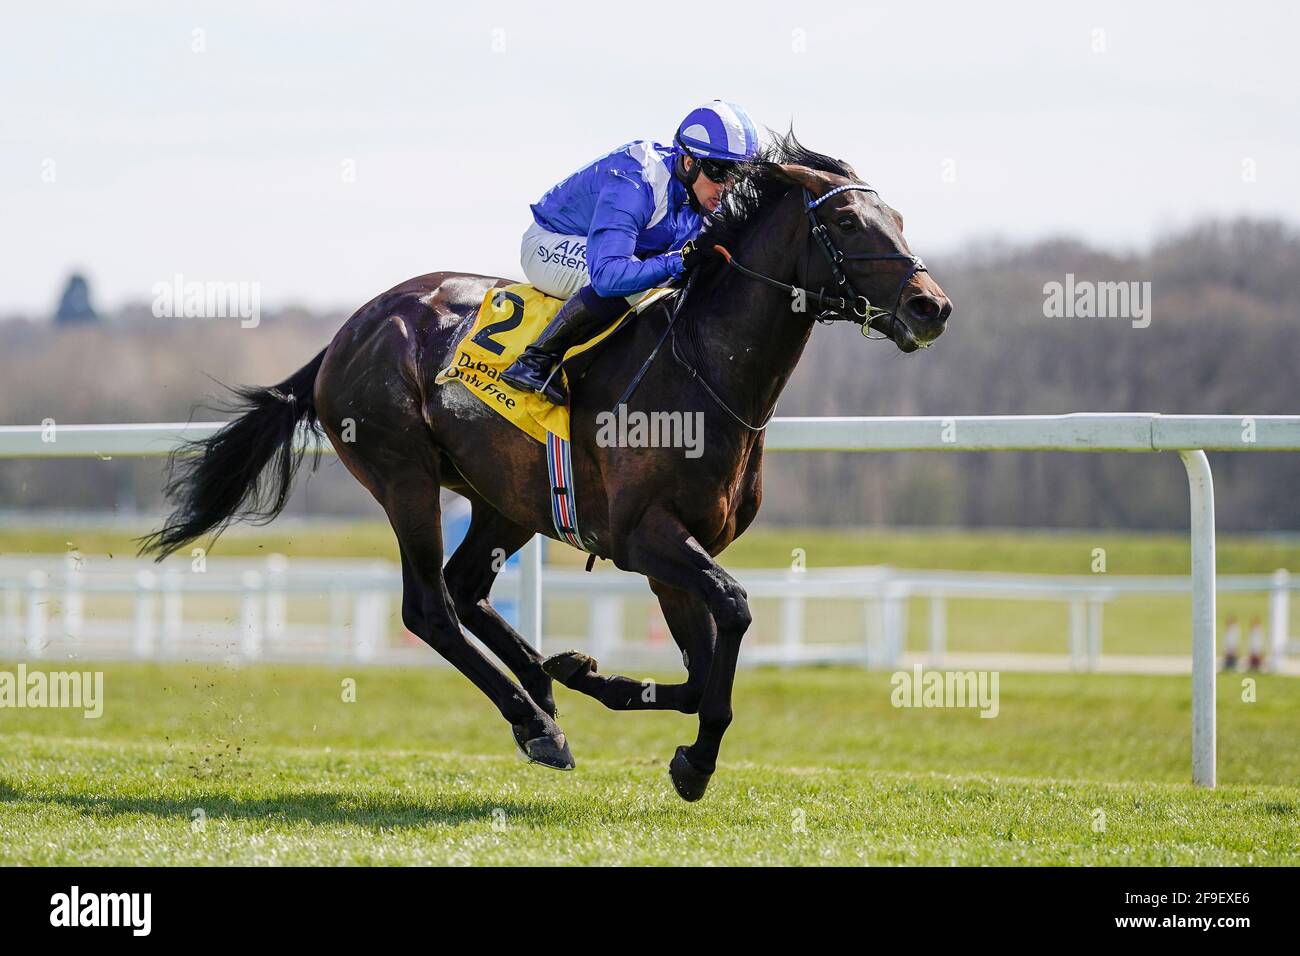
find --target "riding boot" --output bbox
[501,290,622,405]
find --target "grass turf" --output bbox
[2,660,1297,865]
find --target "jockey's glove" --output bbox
[680,240,716,278]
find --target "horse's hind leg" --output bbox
[543,582,715,713]
[386,467,574,770]
[443,497,556,718]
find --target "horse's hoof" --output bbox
[542,650,598,687]
[669,746,712,802]
[511,725,576,771]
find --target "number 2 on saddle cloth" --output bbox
[436,283,673,553]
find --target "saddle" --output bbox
[436,283,673,552]
[436,283,670,443]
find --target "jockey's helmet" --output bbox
[674,100,760,183]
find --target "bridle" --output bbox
[613,182,930,433]
[716,182,928,337]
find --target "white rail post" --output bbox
[3,585,18,651]
[863,592,884,668]
[781,581,804,666]
[329,587,348,660]
[162,569,183,655]
[240,570,264,660]
[62,551,84,642]
[1086,598,1103,671]
[588,594,620,661]
[265,553,288,647]
[1269,568,1290,669]
[1069,599,1087,670]
[928,595,946,667]
[881,582,907,669]
[1179,450,1216,788]
[352,590,375,662]
[352,561,390,662]
[518,534,544,651]
[26,569,49,657]
[370,561,390,657]
[133,570,157,658]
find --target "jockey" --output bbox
[500,99,761,405]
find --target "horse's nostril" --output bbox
[907,294,945,323]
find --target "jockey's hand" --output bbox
[680,240,715,278]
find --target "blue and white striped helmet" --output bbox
[675,100,760,163]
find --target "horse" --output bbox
[141,132,951,801]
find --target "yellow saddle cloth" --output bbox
[436,283,668,443]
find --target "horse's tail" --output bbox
[138,348,327,561]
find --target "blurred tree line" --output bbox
[1,217,1297,532]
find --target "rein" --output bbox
[670,294,776,433]
[610,275,774,433]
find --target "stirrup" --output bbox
[537,363,569,405]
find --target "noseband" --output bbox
[715,183,928,335]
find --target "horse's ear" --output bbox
[769,163,831,197]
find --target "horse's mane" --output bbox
[693,129,858,287]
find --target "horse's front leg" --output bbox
[619,509,751,801]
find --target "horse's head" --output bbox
[773,163,951,352]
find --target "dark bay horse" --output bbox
[142,133,951,801]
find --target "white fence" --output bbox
[4,554,1295,674]
[3,412,1300,787]
[1,554,396,664]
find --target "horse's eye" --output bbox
[836,216,857,232]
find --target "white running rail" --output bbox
[3,412,1299,787]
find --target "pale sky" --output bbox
[3,0,1297,315]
